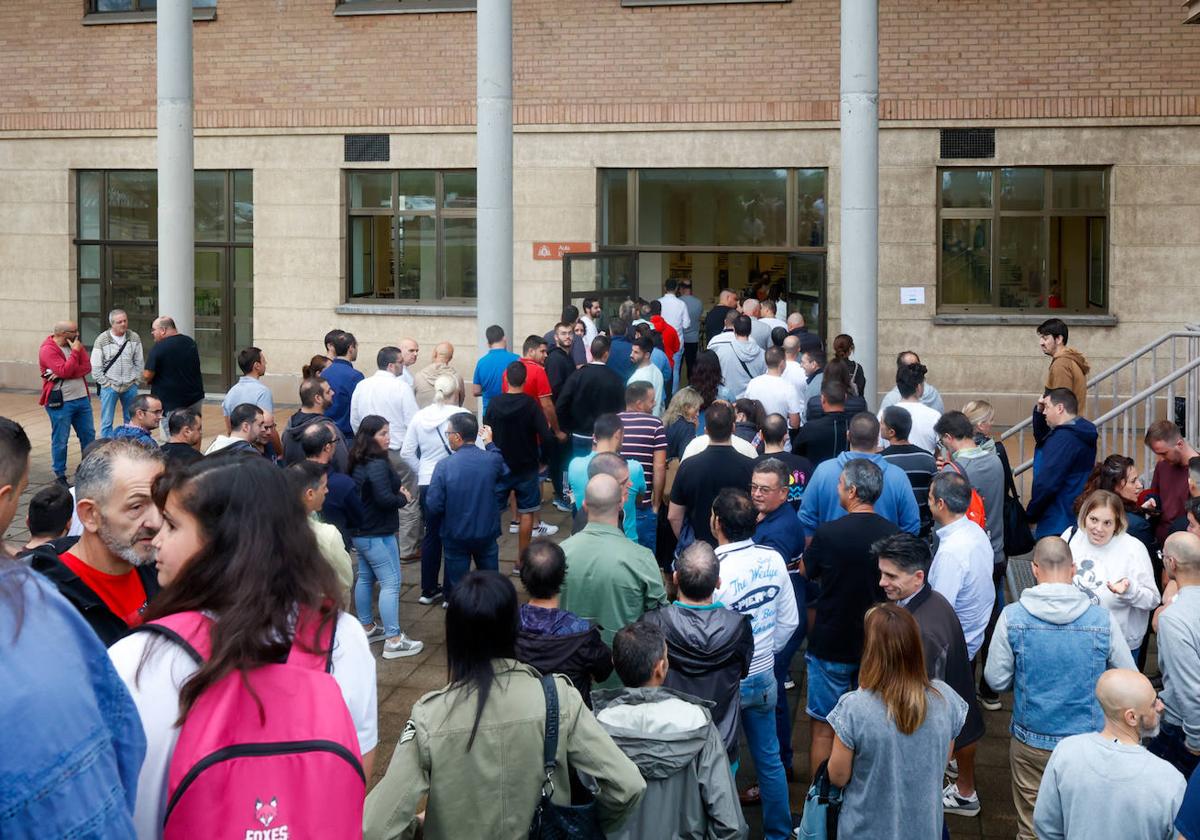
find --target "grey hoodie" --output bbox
[712,338,766,397]
[983,583,1134,692]
[593,687,747,840]
[949,440,1006,565]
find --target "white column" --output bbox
[839,0,879,406]
[157,0,195,336]
[476,0,514,348]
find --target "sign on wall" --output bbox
[533,242,592,260]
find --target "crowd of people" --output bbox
[8,296,1200,840]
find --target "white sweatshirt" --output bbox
[1063,528,1160,649]
[400,404,472,486]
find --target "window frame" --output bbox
[621,0,788,5]
[333,0,475,15]
[344,169,477,305]
[936,165,1110,316]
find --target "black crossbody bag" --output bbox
[527,676,605,840]
[94,337,132,397]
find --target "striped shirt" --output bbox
[618,411,666,506]
[881,443,936,534]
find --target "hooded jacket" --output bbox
[412,362,466,410]
[38,335,92,406]
[641,604,754,764]
[792,409,851,467]
[27,542,161,648]
[282,410,350,473]
[592,687,747,840]
[1028,411,1098,538]
[1045,347,1091,416]
[797,450,922,538]
[514,603,613,708]
[712,338,765,397]
[400,403,471,485]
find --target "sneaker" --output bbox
[382,634,425,659]
[442,601,448,609]
[533,522,559,537]
[942,782,980,817]
[508,520,520,534]
[362,624,386,644]
[945,758,958,779]
[978,691,1002,712]
[417,589,443,606]
[552,496,573,514]
[784,678,796,691]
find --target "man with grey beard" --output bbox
[28,439,164,646]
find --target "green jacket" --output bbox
[560,523,668,688]
[363,659,645,840]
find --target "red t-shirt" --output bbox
[502,358,552,400]
[59,551,149,628]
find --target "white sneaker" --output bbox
[362,624,386,644]
[784,678,796,691]
[533,522,559,537]
[942,782,980,817]
[508,521,519,534]
[382,634,424,659]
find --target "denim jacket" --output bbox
[983,582,1133,751]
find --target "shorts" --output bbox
[805,653,858,721]
[504,472,543,514]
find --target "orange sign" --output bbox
[532,241,592,260]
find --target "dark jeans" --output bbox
[548,437,569,500]
[443,537,500,596]
[773,570,807,773]
[977,560,1008,696]
[1147,721,1200,779]
[418,486,443,596]
[682,342,698,383]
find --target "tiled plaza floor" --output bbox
[1,389,1028,838]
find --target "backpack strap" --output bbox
[132,611,213,664]
[285,608,338,673]
[539,675,560,795]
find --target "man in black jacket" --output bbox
[28,440,164,647]
[792,379,851,468]
[544,322,578,512]
[282,376,350,472]
[514,540,612,707]
[642,541,753,764]
[555,335,626,459]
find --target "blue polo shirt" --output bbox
[753,503,806,565]
[473,347,519,413]
[320,358,363,437]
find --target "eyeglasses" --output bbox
[750,483,783,495]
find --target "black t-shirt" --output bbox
[805,512,899,663]
[754,451,813,512]
[159,441,202,467]
[145,334,205,411]
[670,445,755,546]
[704,306,734,346]
[484,392,551,476]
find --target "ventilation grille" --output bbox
[344,134,390,163]
[939,128,995,160]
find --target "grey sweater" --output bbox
[948,441,1006,565]
[1158,586,1200,749]
[1033,732,1185,840]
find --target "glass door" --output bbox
[563,252,639,321]
[787,253,826,344]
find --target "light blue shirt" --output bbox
[221,375,273,417]
[567,452,645,542]
[929,515,996,660]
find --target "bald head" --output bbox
[787,312,804,330]
[719,289,738,307]
[783,335,801,359]
[583,473,622,523]
[433,341,454,363]
[742,299,760,317]
[53,320,78,337]
[1164,531,1200,580]
[1031,536,1075,583]
[1096,669,1157,728]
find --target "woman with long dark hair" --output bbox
[349,414,423,659]
[107,454,378,837]
[832,333,867,399]
[364,571,645,839]
[826,604,966,839]
[805,356,868,420]
[1073,454,1156,554]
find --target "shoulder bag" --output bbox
[797,759,843,839]
[528,675,605,840]
[1001,459,1037,557]
[94,336,132,397]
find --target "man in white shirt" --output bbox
[580,297,602,351]
[739,299,773,351]
[759,299,788,333]
[657,279,690,392]
[879,350,946,414]
[350,345,423,559]
[743,347,802,430]
[781,335,808,410]
[398,338,420,389]
[627,336,664,417]
[881,362,942,454]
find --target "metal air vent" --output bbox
[940,129,995,160]
[344,134,390,163]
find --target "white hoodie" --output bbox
[400,403,472,485]
[1063,528,1160,650]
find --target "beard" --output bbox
[98,516,158,567]
[1137,715,1161,742]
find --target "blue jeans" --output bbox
[98,386,137,439]
[47,397,96,479]
[671,347,684,393]
[418,486,443,597]
[740,670,791,840]
[774,571,807,773]
[443,537,499,596]
[352,535,401,637]
[635,506,657,554]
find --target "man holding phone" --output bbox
[38,320,95,486]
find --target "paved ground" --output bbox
[1,389,1031,838]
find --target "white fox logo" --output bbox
[255,797,278,828]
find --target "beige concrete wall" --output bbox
[2,124,1199,425]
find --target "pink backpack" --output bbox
[136,610,366,839]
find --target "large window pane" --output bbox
[79,245,101,280]
[599,169,629,246]
[941,219,991,305]
[349,216,391,297]
[79,172,103,239]
[349,172,392,210]
[638,169,789,247]
[999,168,1045,211]
[194,250,223,318]
[796,168,827,247]
[397,171,436,211]
[80,282,101,313]
[109,248,159,341]
[941,170,992,209]
[233,170,253,242]
[107,172,157,240]
[442,171,476,210]
[997,217,1044,308]
[396,216,436,299]
[194,171,227,241]
[1052,170,1106,211]
[444,218,477,298]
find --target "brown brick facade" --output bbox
[2,1,1198,131]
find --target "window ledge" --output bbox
[336,302,477,317]
[933,313,1118,327]
[83,8,216,25]
[334,1,475,15]
[622,0,788,5]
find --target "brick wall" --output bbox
[0,0,1197,130]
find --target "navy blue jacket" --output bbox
[1027,411,1098,538]
[320,358,364,437]
[322,468,365,549]
[426,444,511,544]
[351,456,408,537]
[753,503,806,565]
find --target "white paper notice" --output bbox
[900,287,925,305]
